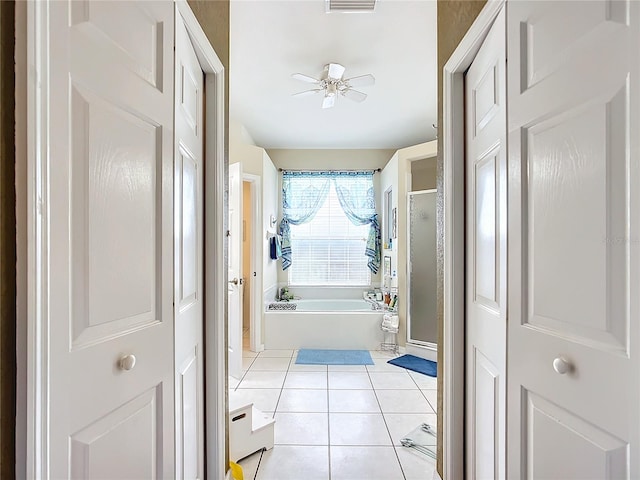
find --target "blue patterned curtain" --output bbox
[279,170,381,274]
[332,172,381,274]
[279,172,331,270]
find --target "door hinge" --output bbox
[253,272,256,277]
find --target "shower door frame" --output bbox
[406,189,438,349]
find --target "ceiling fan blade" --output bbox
[342,88,367,103]
[322,95,336,109]
[344,74,375,88]
[292,73,320,83]
[292,89,324,97]
[327,63,346,79]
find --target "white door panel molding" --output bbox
[507,0,639,477]
[175,15,205,479]
[28,1,175,477]
[464,8,507,479]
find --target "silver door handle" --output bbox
[228,278,243,285]
[119,354,136,371]
[553,356,571,375]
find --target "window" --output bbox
[280,170,380,281]
[288,184,371,286]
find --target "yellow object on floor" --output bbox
[229,462,244,480]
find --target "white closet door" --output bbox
[507,1,640,477]
[47,1,175,477]
[174,15,205,480]
[464,8,507,479]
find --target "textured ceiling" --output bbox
[230,0,437,149]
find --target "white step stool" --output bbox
[228,399,275,462]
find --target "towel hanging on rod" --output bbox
[269,235,282,260]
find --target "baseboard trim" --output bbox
[405,342,437,362]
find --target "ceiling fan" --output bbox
[291,63,375,109]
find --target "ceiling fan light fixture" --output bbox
[292,62,375,109]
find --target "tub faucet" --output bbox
[365,297,383,311]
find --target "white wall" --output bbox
[262,151,279,307]
[380,153,402,342]
[230,121,281,347]
[230,118,256,149]
[380,151,399,276]
[267,149,394,287]
[230,119,262,173]
[411,156,437,191]
[380,141,438,346]
[267,149,394,171]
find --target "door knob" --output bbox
[119,354,137,371]
[552,356,571,375]
[229,278,239,285]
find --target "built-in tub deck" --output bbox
[264,298,384,350]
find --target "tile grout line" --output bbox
[233,353,257,392]
[270,352,294,418]
[408,367,439,413]
[367,353,408,480]
[249,350,292,480]
[251,450,264,480]
[416,382,437,414]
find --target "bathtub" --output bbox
[264,298,385,350]
[268,299,374,312]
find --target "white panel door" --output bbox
[507,1,639,478]
[174,16,204,480]
[48,1,174,477]
[465,8,506,480]
[228,162,243,379]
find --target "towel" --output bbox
[269,235,282,260]
[365,215,381,274]
[279,220,292,269]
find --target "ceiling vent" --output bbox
[326,0,376,13]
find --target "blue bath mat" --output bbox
[388,354,437,377]
[296,349,374,365]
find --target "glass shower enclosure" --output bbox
[407,190,437,347]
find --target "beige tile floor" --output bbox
[231,331,437,480]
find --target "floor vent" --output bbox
[326,0,376,13]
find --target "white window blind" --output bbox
[289,184,371,286]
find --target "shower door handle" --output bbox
[228,278,243,285]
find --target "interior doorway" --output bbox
[242,181,252,350]
[242,174,262,353]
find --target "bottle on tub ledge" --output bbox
[389,294,398,309]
